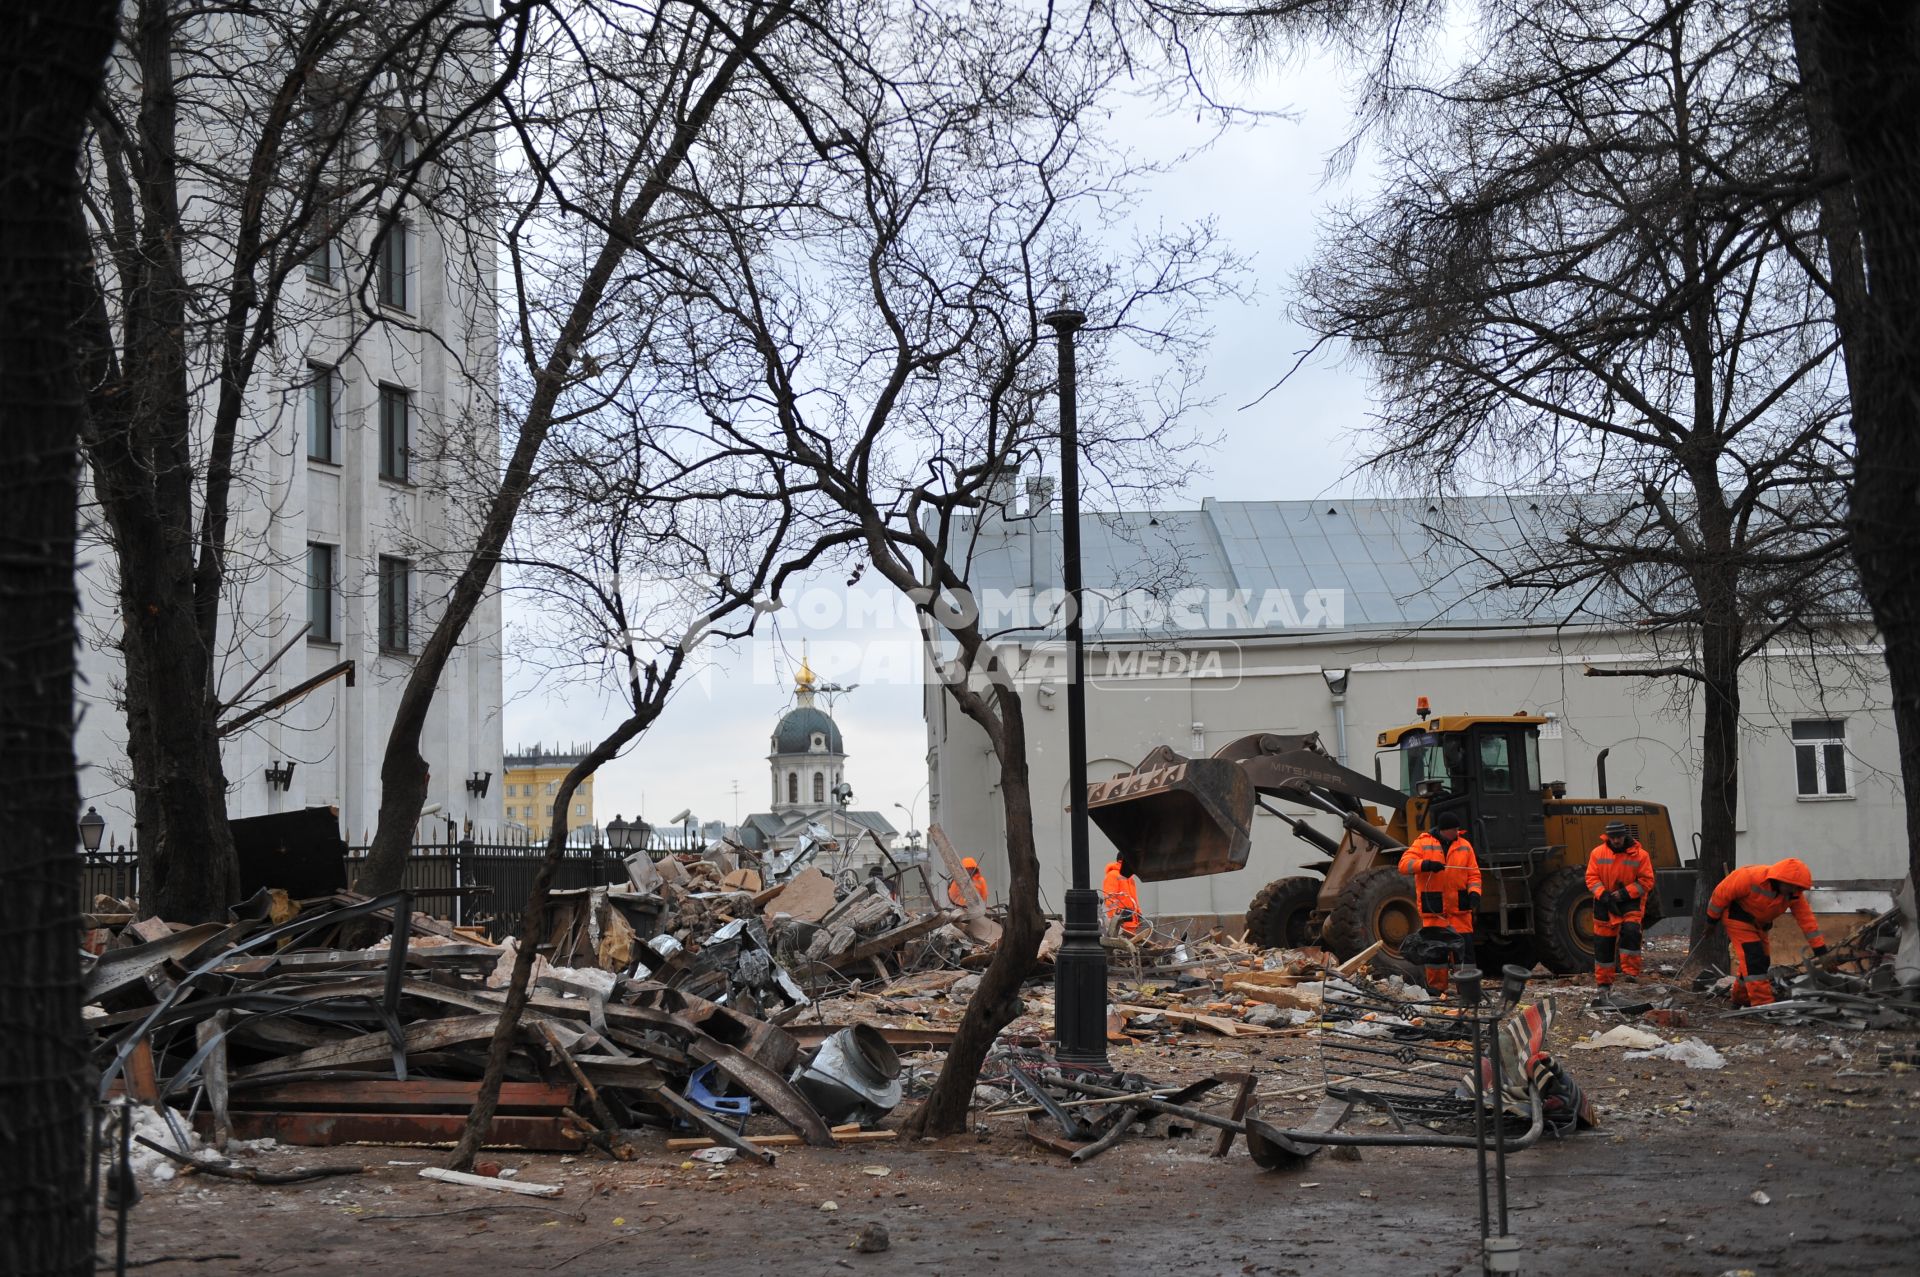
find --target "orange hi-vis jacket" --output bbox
[1102,861,1142,933]
[1398,832,1482,933]
[1585,839,1655,918]
[1707,862,1824,946]
[947,863,988,909]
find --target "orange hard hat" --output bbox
[961,857,979,870]
[1769,857,1814,890]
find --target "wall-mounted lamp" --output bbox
[264,760,296,791]
[465,770,492,798]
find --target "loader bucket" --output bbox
[1087,757,1253,881]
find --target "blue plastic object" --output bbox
[686,1062,751,1121]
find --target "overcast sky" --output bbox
[501,55,1388,837]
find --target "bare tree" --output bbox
[447,405,815,1170]
[0,3,120,1271]
[1786,0,1920,902]
[1292,0,1854,939]
[620,0,1232,1134]
[75,0,524,920]
[357,0,799,903]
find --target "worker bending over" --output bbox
[947,856,989,909]
[1102,859,1143,935]
[1398,810,1481,995]
[1706,858,1827,1006]
[1586,820,1655,991]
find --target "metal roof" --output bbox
[958,495,1597,640]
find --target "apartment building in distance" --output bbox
[502,745,598,841]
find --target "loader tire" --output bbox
[1244,876,1322,950]
[1533,867,1597,974]
[1323,867,1423,961]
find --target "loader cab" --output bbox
[1379,714,1549,860]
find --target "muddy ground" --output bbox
[107,949,1920,1276]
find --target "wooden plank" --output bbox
[927,824,999,944]
[226,1079,577,1112]
[420,1167,563,1196]
[648,1085,774,1165]
[126,1038,159,1103]
[824,914,949,969]
[231,1014,500,1081]
[786,1025,956,1051]
[1114,1003,1277,1037]
[198,1014,231,1150]
[664,1128,895,1151]
[205,1111,584,1152]
[1335,940,1385,977]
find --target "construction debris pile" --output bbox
[1719,908,1920,1029]
[84,861,1003,1166]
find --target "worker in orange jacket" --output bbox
[1102,859,1143,934]
[1706,857,1827,1007]
[947,856,988,909]
[1586,820,1656,991]
[1397,810,1481,995]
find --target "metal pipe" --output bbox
[1470,1008,1491,1244]
[1332,697,1349,766]
[1596,747,1610,799]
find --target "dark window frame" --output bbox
[376,221,409,311]
[377,555,411,654]
[1791,719,1850,797]
[378,384,410,483]
[306,542,337,644]
[306,363,339,464]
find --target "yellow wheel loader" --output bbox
[1086,709,1696,972]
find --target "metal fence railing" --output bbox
[80,831,706,936]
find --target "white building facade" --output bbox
[926,497,1905,926]
[75,9,503,852]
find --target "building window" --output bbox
[306,543,336,642]
[304,232,339,287]
[574,803,585,817]
[787,773,798,804]
[377,555,410,653]
[377,112,416,171]
[379,385,410,482]
[1792,720,1850,797]
[813,772,825,804]
[376,222,409,310]
[306,363,338,463]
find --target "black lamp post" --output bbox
[1044,299,1108,1068]
[605,814,632,852]
[78,806,106,854]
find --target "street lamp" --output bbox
[78,806,107,853]
[605,814,632,851]
[1043,298,1107,1068]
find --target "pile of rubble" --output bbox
[84,841,1006,1168]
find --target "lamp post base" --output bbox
[1052,887,1109,1067]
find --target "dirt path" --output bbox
[104,978,1920,1276]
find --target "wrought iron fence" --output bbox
[80,848,141,909]
[80,827,703,937]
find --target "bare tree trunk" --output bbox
[1690,617,1742,956]
[1787,0,1920,902]
[0,2,119,1269]
[448,710,656,1170]
[904,686,1047,1138]
[81,0,240,922]
[359,2,794,905]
